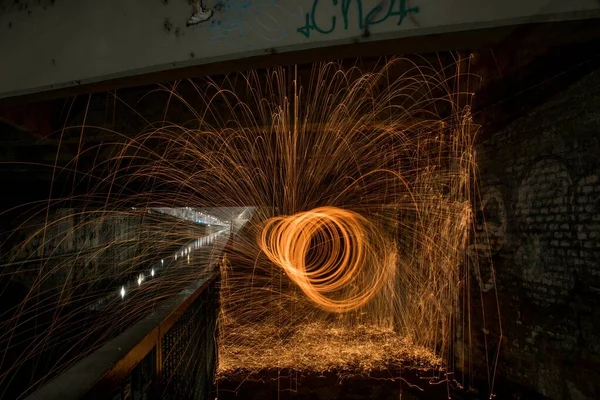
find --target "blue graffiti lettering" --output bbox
[297,0,420,38]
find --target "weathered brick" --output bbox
[567,249,579,257]
[474,67,600,400]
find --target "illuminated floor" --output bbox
[218,321,441,378]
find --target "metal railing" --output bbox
[25,272,220,400]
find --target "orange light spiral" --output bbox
[259,206,395,313]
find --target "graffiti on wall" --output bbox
[467,187,507,292]
[186,0,214,26]
[203,0,303,44]
[297,0,420,38]
[184,0,420,42]
[514,158,574,303]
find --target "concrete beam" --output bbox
[1,0,599,102]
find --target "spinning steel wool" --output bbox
[0,56,498,397]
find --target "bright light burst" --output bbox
[0,56,496,397]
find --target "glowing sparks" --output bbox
[217,322,441,377]
[0,57,499,397]
[211,58,482,380]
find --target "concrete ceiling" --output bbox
[2,0,599,101]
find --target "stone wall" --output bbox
[471,68,600,398]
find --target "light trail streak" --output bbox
[259,206,395,313]
[0,56,502,398]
